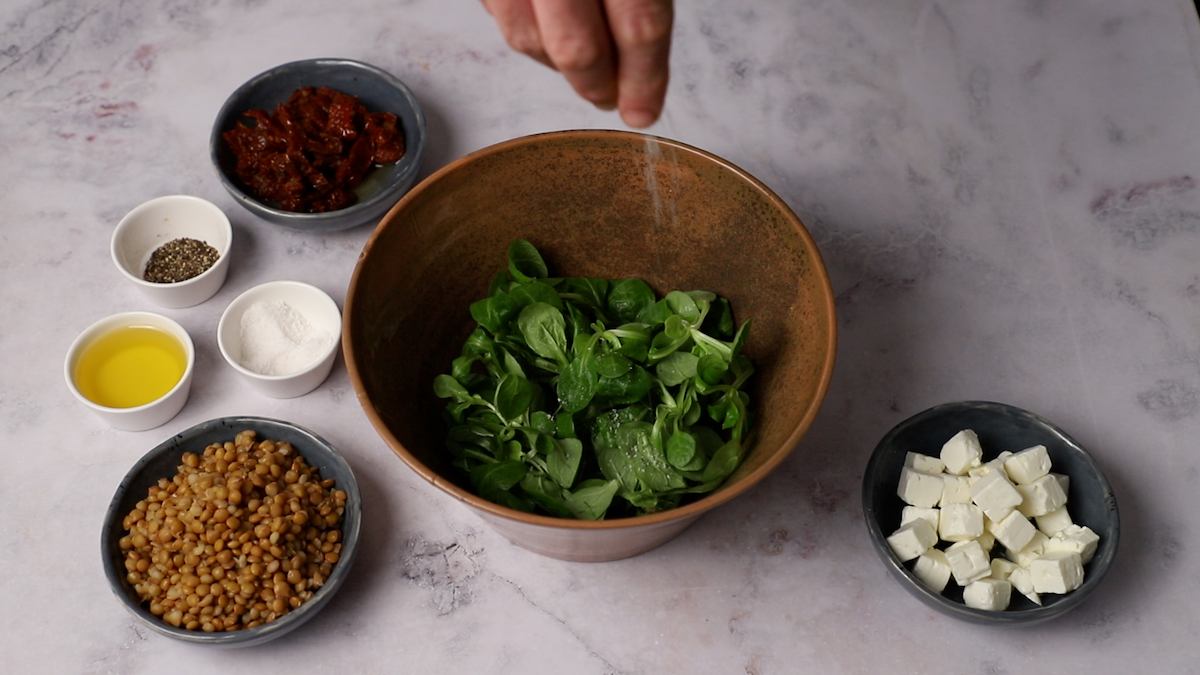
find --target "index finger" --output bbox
[604,0,673,127]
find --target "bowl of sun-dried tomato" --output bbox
[211,58,426,232]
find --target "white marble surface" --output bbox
[2,0,1199,672]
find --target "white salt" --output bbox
[238,299,335,376]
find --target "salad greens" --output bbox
[434,240,754,520]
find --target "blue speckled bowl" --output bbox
[862,401,1119,625]
[210,58,426,232]
[101,417,362,647]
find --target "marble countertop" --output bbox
[3,0,1198,672]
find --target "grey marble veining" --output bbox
[2,0,1198,672]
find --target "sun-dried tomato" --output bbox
[222,86,406,213]
[365,112,406,164]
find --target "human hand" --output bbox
[482,0,673,128]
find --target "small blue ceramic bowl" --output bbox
[210,58,426,232]
[862,401,1119,625]
[101,416,362,646]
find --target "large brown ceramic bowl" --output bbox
[344,130,836,561]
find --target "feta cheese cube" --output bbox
[1035,506,1073,536]
[887,518,938,561]
[939,503,985,542]
[987,511,1037,553]
[1045,524,1100,564]
[901,506,940,534]
[970,471,1023,518]
[897,467,943,508]
[945,540,991,585]
[1030,551,1084,593]
[905,451,945,475]
[913,549,952,592]
[1008,567,1041,605]
[940,475,972,506]
[1015,474,1068,517]
[1007,531,1050,567]
[1003,445,1052,485]
[963,578,1012,611]
[940,429,983,475]
[989,558,1017,580]
[1051,472,1070,496]
[982,505,1015,523]
[977,529,996,552]
[968,452,1013,482]
[894,433,1088,607]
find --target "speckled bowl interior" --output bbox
[344,129,837,561]
[210,58,426,232]
[862,401,1120,625]
[100,416,362,646]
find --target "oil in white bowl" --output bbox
[72,325,187,408]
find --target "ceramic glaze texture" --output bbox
[3,0,1200,672]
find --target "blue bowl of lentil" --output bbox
[210,58,426,232]
[101,416,361,647]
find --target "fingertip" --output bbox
[620,108,658,129]
[585,86,619,109]
[573,75,618,110]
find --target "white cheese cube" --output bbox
[982,505,1015,523]
[963,578,1012,611]
[1035,506,1073,536]
[887,519,938,561]
[977,529,996,552]
[897,467,943,508]
[1007,531,1050,567]
[987,511,1037,553]
[940,475,972,506]
[1003,445,1052,485]
[913,549,952,592]
[989,558,1017,580]
[1030,551,1084,593]
[1045,525,1100,564]
[968,452,1013,483]
[1008,566,1041,605]
[970,471,1023,517]
[939,503,985,542]
[1015,474,1068,517]
[1051,472,1070,496]
[940,429,983,475]
[901,506,940,533]
[945,540,991,585]
[905,451,945,474]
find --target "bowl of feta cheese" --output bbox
[862,401,1119,624]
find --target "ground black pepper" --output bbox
[143,238,220,283]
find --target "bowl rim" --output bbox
[208,57,426,222]
[861,399,1121,623]
[343,128,838,531]
[100,415,362,644]
[110,194,233,290]
[64,311,196,414]
[217,280,342,381]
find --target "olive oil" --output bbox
[73,325,187,408]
